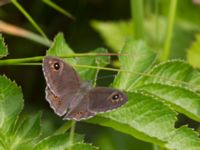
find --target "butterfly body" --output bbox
[43,56,127,121]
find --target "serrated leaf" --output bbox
[13,112,41,145]
[113,39,156,90]
[76,47,109,81]
[33,133,83,150]
[139,83,200,122]
[166,126,200,150]
[46,32,76,64]
[70,143,98,150]
[0,75,23,134]
[91,20,133,52]
[87,92,177,145]
[0,34,8,58]
[187,34,200,68]
[133,60,200,92]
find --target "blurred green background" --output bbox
[1,0,200,149]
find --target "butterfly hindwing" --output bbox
[88,87,128,113]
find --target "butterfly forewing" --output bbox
[43,56,82,116]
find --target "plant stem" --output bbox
[0,62,199,90]
[68,121,76,150]
[160,0,178,61]
[0,53,122,65]
[54,121,74,135]
[155,0,159,48]
[0,56,43,65]
[0,21,52,47]
[42,0,75,20]
[11,0,50,43]
[131,0,144,39]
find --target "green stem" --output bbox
[42,0,75,20]
[68,121,76,150]
[0,62,199,90]
[0,56,43,65]
[54,121,74,135]
[11,0,50,43]
[160,0,178,61]
[74,64,199,90]
[131,0,144,39]
[0,53,121,65]
[155,0,159,48]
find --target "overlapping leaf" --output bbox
[166,126,200,150]
[139,83,200,122]
[133,60,200,91]
[113,39,156,90]
[88,39,200,149]
[88,91,177,145]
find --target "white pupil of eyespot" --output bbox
[113,95,119,100]
[54,63,60,70]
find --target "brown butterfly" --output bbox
[43,56,128,121]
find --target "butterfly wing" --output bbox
[43,56,82,116]
[64,87,127,121]
[43,56,128,120]
[88,87,128,113]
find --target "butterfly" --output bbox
[43,56,128,121]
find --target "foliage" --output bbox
[0,35,101,150]
[1,0,200,149]
[1,33,200,149]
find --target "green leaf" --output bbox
[70,143,98,150]
[0,75,23,134]
[47,32,76,64]
[187,34,200,68]
[166,126,200,150]
[33,134,83,150]
[113,39,156,90]
[91,20,133,52]
[0,34,8,58]
[13,112,41,144]
[133,60,200,91]
[76,47,109,81]
[139,83,200,122]
[87,92,177,146]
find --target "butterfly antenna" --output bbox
[96,74,116,81]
